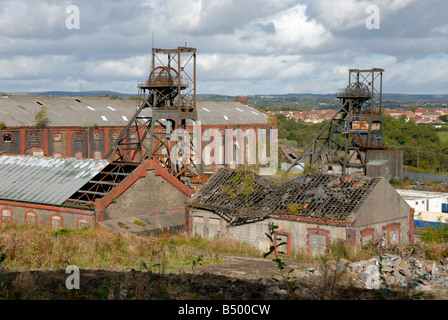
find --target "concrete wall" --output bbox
[355,178,412,245]
[189,209,348,255]
[0,201,94,229]
[105,168,188,220]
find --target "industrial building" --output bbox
[0,95,271,173]
[187,168,414,254]
[0,154,192,231]
[397,189,448,228]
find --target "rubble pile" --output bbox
[348,254,448,290]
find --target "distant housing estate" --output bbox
[268,107,448,125]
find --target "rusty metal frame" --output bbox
[286,68,385,176]
[105,46,202,182]
[65,162,138,207]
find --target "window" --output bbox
[53,153,62,158]
[25,211,37,226]
[31,147,44,156]
[53,132,62,142]
[1,208,12,223]
[2,133,12,143]
[77,219,89,229]
[75,132,83,141]
[112,131,119,140]
[93,151,102,160]
[74,151,83,159]
[93,131,101,141]
[130,131,137,140]
[30,132,39,143]
[51,215,62,230]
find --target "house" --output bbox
[187,168,414,254]
[0,154,192,233]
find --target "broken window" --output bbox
[25,211,37,225]
[75,132,83,141]
[30,132,39,144]
[93,132,101,141]
[77,219,89,229]
[51,216,62,230]
[53,132,62,142]
[1,208,12,223]
[2,133,12,143]
[93,151,102,160]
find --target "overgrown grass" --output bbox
[0,224,260,272]
[418,219,448,243]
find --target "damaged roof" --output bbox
[189,168,272,226]
[0,154,109,206]
[259,173,381,221]
[189,168,382,225]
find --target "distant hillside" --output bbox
[4,91,448,110]
[14,90,134,98]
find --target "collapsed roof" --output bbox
[188,168,382,226]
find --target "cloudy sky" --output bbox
[0,0,447,95]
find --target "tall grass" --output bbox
[0,224,260,272]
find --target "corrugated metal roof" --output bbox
[0,97,269,127]
[0,154,109,206]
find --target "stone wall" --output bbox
[106,168,188,220]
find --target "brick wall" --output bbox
[0,200,94,229]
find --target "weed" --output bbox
[134,220,147,227]
[263,222,298,298]
[93,283,110,300]
[117,222,129,229]
[287,203,303,214]
[419,217,448,243]
[50,228,72,237]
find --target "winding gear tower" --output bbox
[287,68,385,176]
[106,47,202,182]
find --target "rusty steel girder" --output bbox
[287,68,385,176]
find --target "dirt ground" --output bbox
[1,252,446,300]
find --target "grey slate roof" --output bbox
[0,96,269,127]
[0,154,109,206]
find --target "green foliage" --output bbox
[303,164,318,174]
[34,105,48,126]
[263,222,298,297]
[0,122,5,130]
[222,170,255,200]
[418,218,448,243]
[50,227,72,237]
[274,114,328,148]
[133,220,147,227]
[382,113,448,173]
[287,203,303,214]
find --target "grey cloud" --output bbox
[0,0,447,95]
